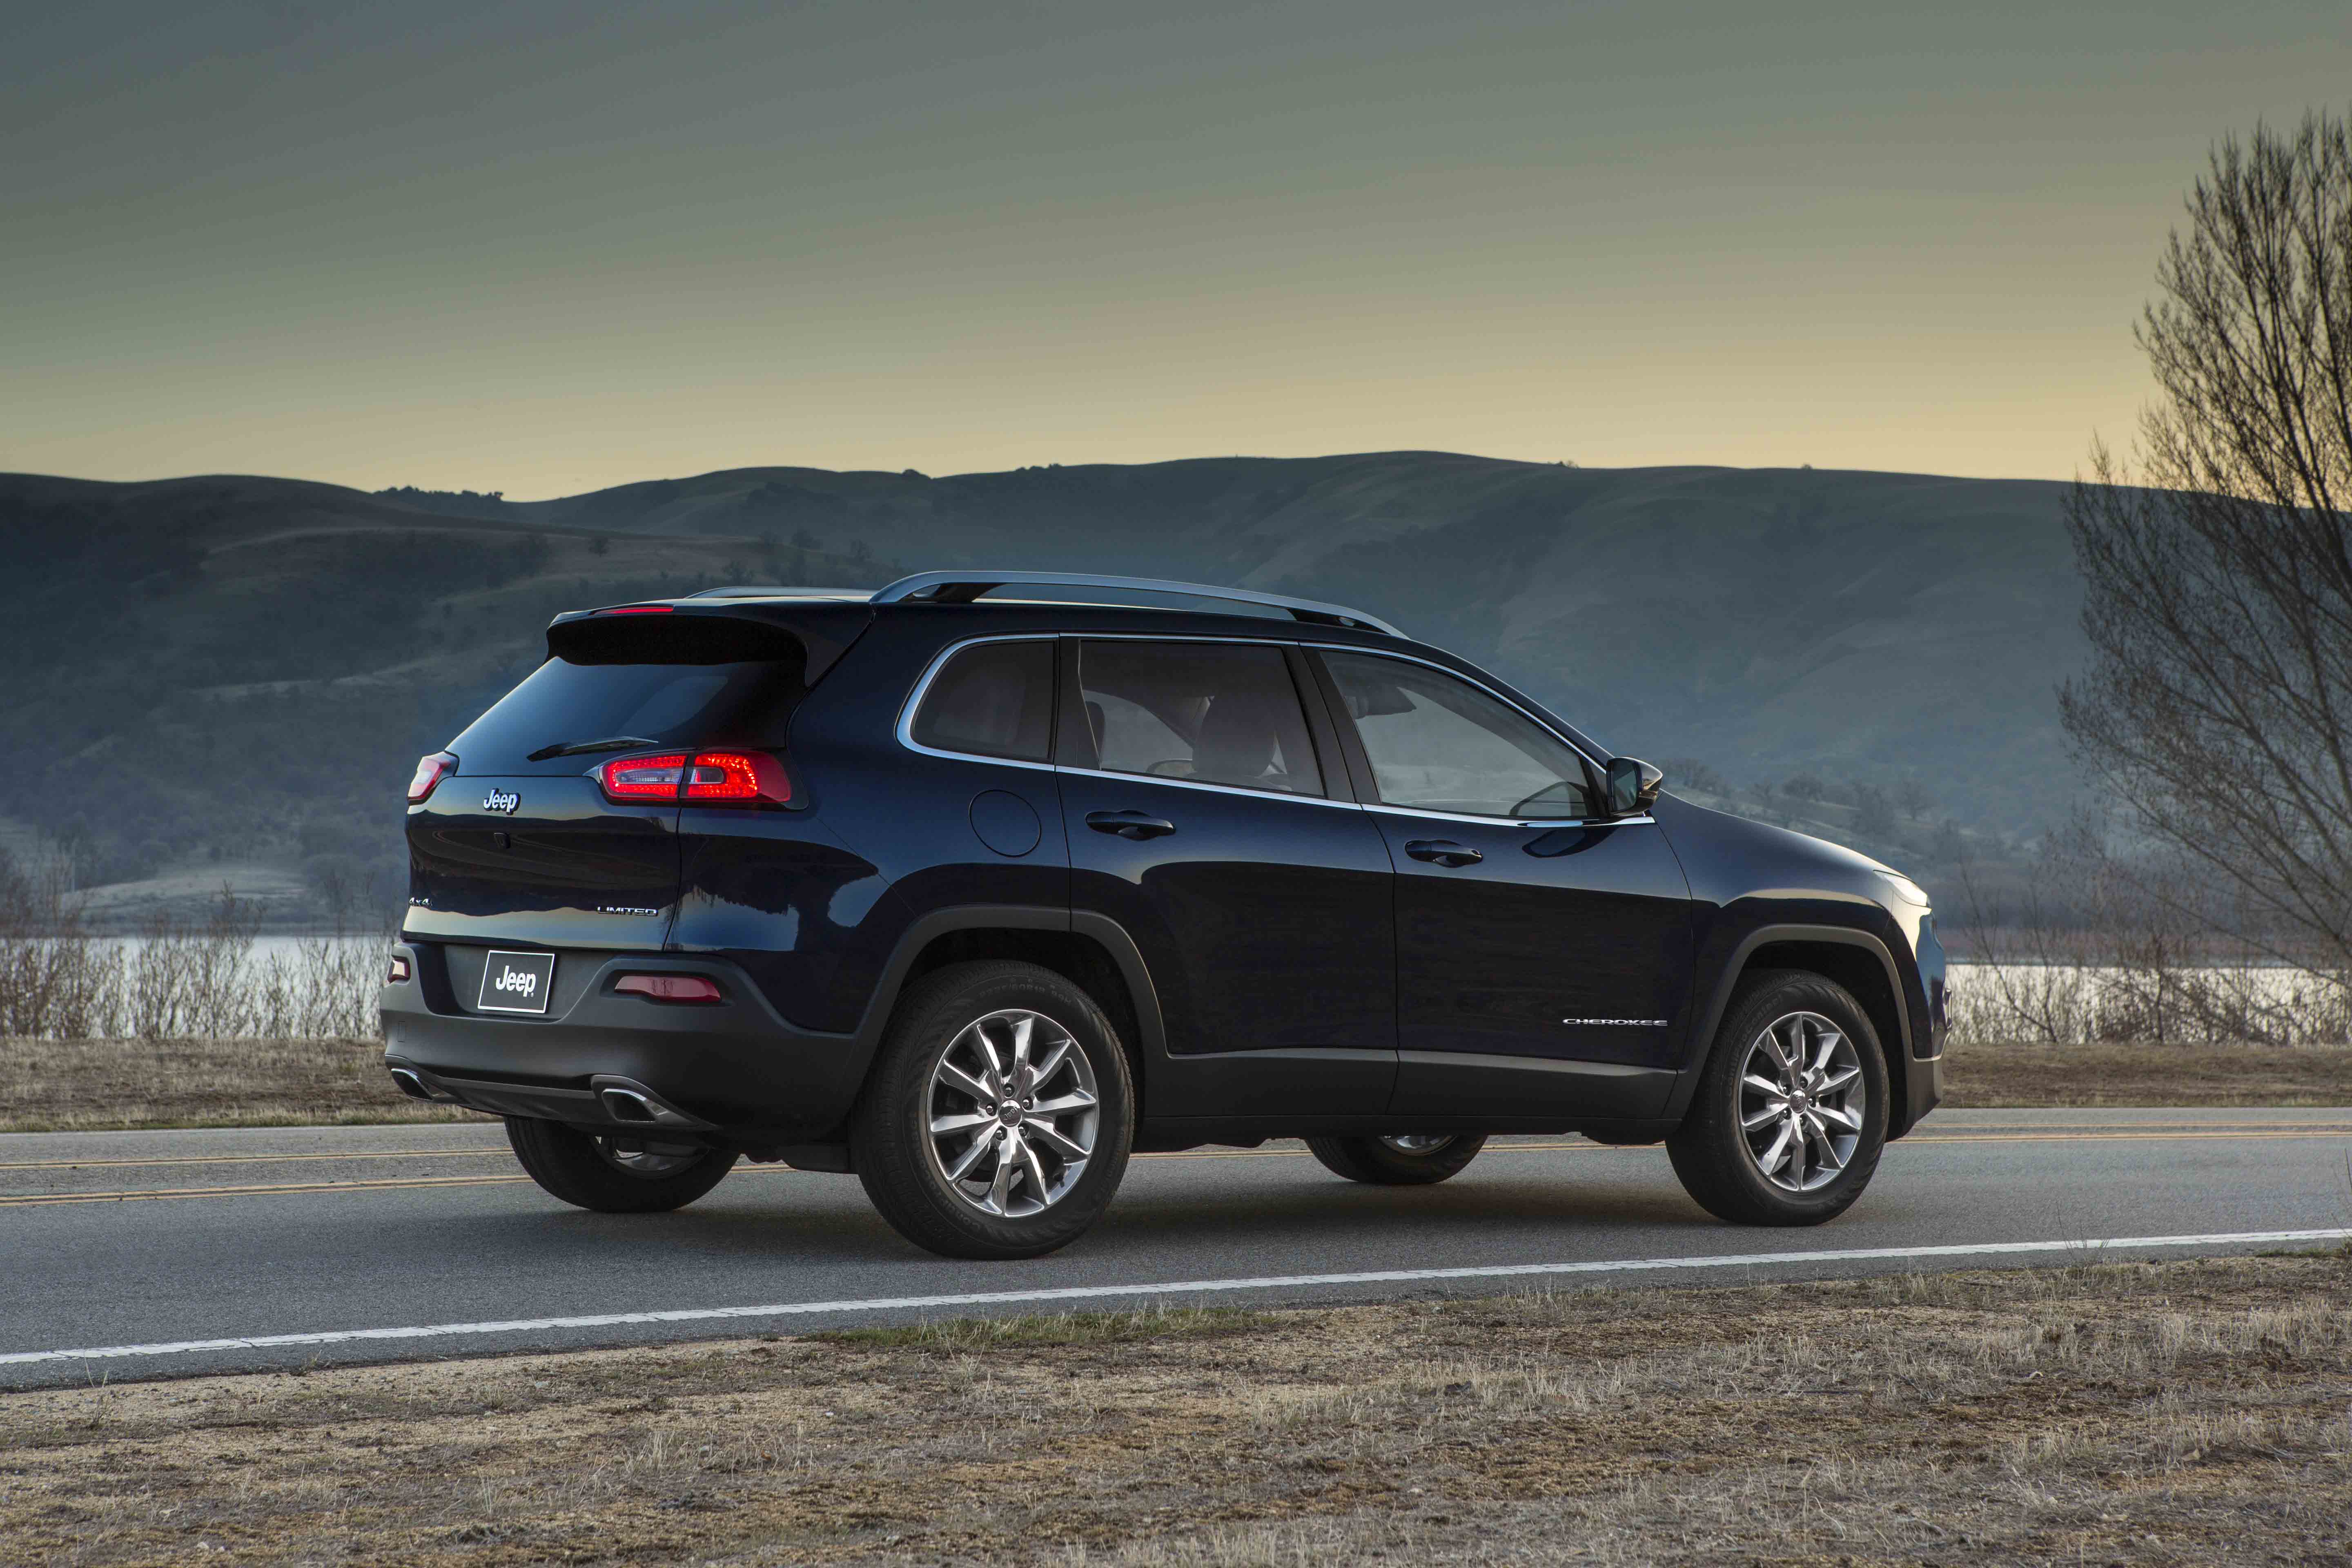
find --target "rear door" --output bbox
[1056,637,1396,1115]
[407,638,802,951]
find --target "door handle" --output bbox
[1404,839,1482,867]
[1086,809,1177,840]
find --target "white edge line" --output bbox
[7,1227,2348,1369]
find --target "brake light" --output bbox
[614,973,724,1004]
[599,604,675,615]
[596,753,690,800]
[684,750,792,804]
[594,751,790,805]
[386,954,412,984]
[407,751,457,803]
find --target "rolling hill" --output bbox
[0,453,2084,925]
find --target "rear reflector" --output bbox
[406,751,457,803]
[613,973,724,1004]
[594,751,790,805]
[684,750,792,804]
[386,954,412,984]
[596,753,690,800]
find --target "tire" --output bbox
[1666,969,1890,1225]
[1305,1133,1488,1185]
[851,960,1134,1259]
[504,1117,736,1214]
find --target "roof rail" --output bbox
[867,571,1405,637]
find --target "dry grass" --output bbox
[6,1030,2346,1135]
[1942,1035,2352,1107]
[0,1034,468,1132]
[2,1255,2346,1565]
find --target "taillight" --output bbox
[386,954,412,984]
[598,604,674,615]
[594,751,790,805]
[596,753,690,800]
[613,973,724,1004]
[407,751,457,803]
[684,750,792,804]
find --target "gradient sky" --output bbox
[5,0,2348,497]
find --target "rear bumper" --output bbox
[379,941,875,1138]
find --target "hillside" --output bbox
[0,454,2083,924]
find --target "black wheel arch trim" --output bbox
[838,902,1172,1103]
[1665,922,1918,1134]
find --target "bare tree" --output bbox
[2060,110,2352,981]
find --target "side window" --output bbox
[910,640,1056,762]
[1076,641,1324,797]
[1321,651,1595,819]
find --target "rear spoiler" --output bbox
[546,600,874,684]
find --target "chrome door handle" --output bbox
[1403,839,1482,867]
[1085,810,1176,840]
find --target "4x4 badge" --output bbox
[482,788,520,815]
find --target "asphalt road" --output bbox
[4,1107,2348,1390]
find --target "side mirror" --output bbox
[1604,757,1664,816]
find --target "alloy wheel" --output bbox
[1380,1134,1456,1154]
[924,1008,1100,1218]
[1736,1010,1866,1193]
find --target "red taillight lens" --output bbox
[407,751,457,803]
[592,751,789,805]
[596,753,690,801]
[613,973,724,1004]
[684,750,792,804]
[599,604,675,615]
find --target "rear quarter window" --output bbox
[909,640,1056,762]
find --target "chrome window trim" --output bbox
[897,631,1362,807]
[895,632,1650,825]
[895,634,1062,773]
[1367,804,1657,831]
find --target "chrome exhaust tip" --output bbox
[588,1076,712,1129]
[598,1085,662,1123]
[388,1067,434,1101]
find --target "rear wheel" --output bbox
[1305,1133,1488,1185]
[504,1117,736,1213]
[1666,970,1888,1225]
[852,961,1134,1259]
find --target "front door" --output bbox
[1058,637,1396,1116]
[1312,649,1695,1119]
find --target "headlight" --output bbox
[1880,873,1931,908]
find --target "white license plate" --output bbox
[477,950,555,1014]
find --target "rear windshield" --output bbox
[450,658,803,775]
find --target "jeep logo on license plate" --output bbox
[477,950,554,1014]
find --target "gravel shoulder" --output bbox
[4,1254,2347,1566]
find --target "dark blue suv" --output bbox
[383,572,1946,1258]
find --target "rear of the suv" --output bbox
[385,574,1943,1257]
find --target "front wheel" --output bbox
[1306,1133,1488,1185]
[505,1117,736,1213]
[852,960,1134,1259]
[1667,970,1889,1225]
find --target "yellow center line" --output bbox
[3,1127,2344,1207]
[0,1147,511,1172]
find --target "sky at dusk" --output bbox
[6,0,2348,497]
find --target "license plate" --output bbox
[477,950,555,1014]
